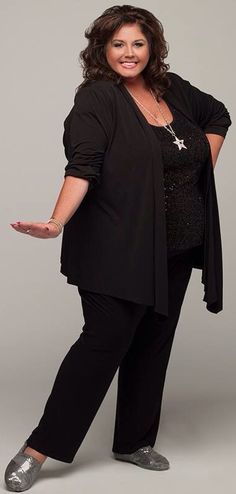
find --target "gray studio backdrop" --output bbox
[0,0,235,490]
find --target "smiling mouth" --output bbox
[120,62,138,68]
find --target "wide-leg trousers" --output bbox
[25,246,196,463]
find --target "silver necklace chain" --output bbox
[125,86,187,151]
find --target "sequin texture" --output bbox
[113,445,170,470]
[151,105,210,251]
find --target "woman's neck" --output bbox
[122,75,149,92]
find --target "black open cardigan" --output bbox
[60,72,232,317]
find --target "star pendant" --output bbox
[173,137,187,150]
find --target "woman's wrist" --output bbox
[47,217,64,234]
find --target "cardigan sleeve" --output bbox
[170,72,232,137]
[63,84,112,191]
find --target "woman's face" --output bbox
[105,23,150,82]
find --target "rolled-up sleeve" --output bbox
[186,78,232,137]
[63,85,111,191]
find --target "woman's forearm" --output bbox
[205,133,225,169]
[50,175,89,226]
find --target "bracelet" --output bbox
[47,218,64,234]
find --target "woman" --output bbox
[5,4,232,492]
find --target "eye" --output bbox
[112,42,144,48]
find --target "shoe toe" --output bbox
[5,459,30,492]
[114,445,170,471]
[149,451,170,469]
[5,453,42,492]
[133,452,169,470]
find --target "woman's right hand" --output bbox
[10,221,61,239]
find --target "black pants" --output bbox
[25,247,195,463]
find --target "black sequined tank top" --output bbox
[150,103,210,253]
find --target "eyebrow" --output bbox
[111,38,146,42]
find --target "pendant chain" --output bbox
[149,89,176,136]
[125,86,187,151]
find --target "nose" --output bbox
[124,45,135,57]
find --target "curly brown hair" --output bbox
[77,4,171,98]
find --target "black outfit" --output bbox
[26,247,194,463]
[151,103,208,253]
[25,72,232,463]
[60,72,232,317]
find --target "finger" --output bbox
[10,222,32,232]
[13,221,32,228]
[10,224,31,234]
[10,223,38,235]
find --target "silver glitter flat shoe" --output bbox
[4,442,43,492]
[113,445,170,470]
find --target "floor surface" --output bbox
[1,385,235,494]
